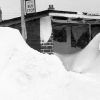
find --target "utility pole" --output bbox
[0,7,2,22]
[20,0,27,41]
[34,0,36,12]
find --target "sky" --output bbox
[0,0,100,20]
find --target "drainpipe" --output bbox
[89,24,92,40]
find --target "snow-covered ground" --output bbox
[0,27,100,100]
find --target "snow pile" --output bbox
[58,32,100,74]
[0,27,70,100]
[0,27,100,100]
[71,32,100,73]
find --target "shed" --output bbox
[0,10,100,54]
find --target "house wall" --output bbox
[10,18,41,52]
[0,16,100,54]
[26,19,40,51]
[10,23,21,33]
[91,24,100,38]
[53,24,89,54]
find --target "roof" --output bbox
[48,10,100,20]
[0,9,100,26]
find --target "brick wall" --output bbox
[40,34,54,54]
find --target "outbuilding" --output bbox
[0,9,100,54]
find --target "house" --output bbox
[0,9,100,54]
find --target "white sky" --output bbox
[0,0,100,20]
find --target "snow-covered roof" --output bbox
[0,9,100,26]
[49,12,100,20]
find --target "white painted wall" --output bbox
[40,16,52,43]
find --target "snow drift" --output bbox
[58,32,100,74]
[0,27,69,100]
[71,32,100,73]
[0,27,100,100]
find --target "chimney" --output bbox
[48,5,55,10]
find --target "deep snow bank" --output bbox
[71,32,100,73]
[58,32,100,74]
[0,27,40,75]
[0,27,100,100]
[0,27,70,100]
